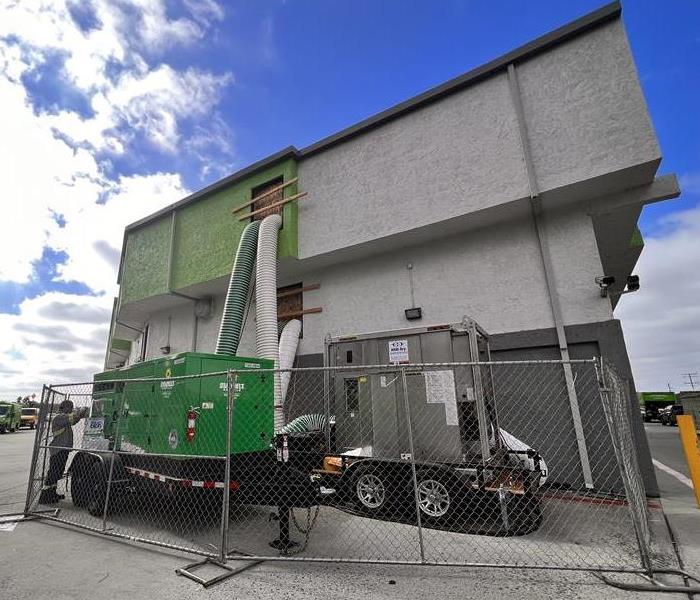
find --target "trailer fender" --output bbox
[69,451,125,508]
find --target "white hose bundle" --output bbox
[255,214,284,430]
[279,319,302,404]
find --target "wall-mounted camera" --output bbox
[595,275,615,297]
[595,275,639,298]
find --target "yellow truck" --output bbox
[20,407,39,430]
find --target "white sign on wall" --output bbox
[388,339,409,364]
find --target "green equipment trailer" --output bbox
[0,402,21,433]
[639,392,676,423]
[69,352,321,517]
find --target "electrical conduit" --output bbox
[215,220,260,356]
[255,214,284,430]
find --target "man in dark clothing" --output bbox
[39,400,89,504]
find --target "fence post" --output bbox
[400,367,425,564]
[37,387,60,498]
[102,382,125,531]
[219,369,235,563]
[596,358,652,576]
[23,385,49,514]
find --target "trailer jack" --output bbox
[268,504,300,553]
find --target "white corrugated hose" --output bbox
[279,319,302,404]
[255,214,284,430]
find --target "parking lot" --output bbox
[1,426,698,599]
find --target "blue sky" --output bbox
[9,0,700,311]
[0,0,698,394]
[182,0,699,229]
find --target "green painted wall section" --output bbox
[110,338,132,352]
[171,158,297,290]
[119,158,298,305]
[630,226,644,249]
[120,218,171,304]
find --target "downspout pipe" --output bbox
[255,214,284,430]
[507,63,594,489]
[216,220,260,356]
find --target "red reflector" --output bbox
[202,481,216,489]
[230,481,240,491]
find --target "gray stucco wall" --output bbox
[297,19,659,261]
[132,203,612,360]
[296,207,612,355]
[517,19,659,194]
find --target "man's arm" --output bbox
[69,407,90,425]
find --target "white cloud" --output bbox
[52,172,188,295]
[0,0,230,284]
[0,293,114,398]
[0,0,229,397]
[183,0,225,25]
[617,203,700,392]
[679,172,700,196]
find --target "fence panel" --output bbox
[23,359,653,575]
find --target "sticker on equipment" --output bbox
[424,370,459,426]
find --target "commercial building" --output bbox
[105,2,678,495]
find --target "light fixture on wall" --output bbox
[404,261,423,321]
[405,307,422,320]
[160,345,171,355]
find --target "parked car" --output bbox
[20,407,39,429]
[660,404,684,426]
[0,403,22,433]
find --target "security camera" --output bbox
[595,275,616,297]
[597,274,640,299]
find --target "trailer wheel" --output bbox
[70,457,94,508]
[350,464,390,512]
[415,471,455,522]
[86,461,109,517]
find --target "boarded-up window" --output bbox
[277,282,303,334]
[251,176,284,222]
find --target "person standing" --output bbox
[39,400,89,504]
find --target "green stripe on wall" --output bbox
[119,158,298,306]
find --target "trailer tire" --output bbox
[70,456,95,508]
[415,470,457,524]
[351,464,390,513]
[86,461,109,517]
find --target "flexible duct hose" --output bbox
[279,319,301,404]
[255,214,283,430]
[215,220,260,356]
[278,413,330,435]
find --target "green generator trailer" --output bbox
[90,352,274,457]
[69,352,321,516]
[639,391,676,423]
[0,402,21,433]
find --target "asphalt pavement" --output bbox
[0,424,698,599]
[645,422,700,580]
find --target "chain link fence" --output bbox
[23,359,654,576]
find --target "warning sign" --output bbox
[388,339,409,364]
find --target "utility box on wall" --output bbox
[325,319,496,464]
